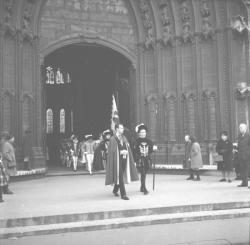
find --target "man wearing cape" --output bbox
[105,124,139,200]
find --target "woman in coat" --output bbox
[189,136,203,181]
[0,132,15,195]
[216,131,233,182]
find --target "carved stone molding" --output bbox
[235,82,250,100]
[145,93,158,104]
[182,91,197,101]
[3,0,15,25]
[230,15,249,37]
[1,23,17,39]
[157,0,174,48]
[21,92,34,102]
[163,93,177,102]
[17,29,37,46]
[1,89,15,98]
[22,0,36,31]
[177,0,194,45]
[138,0,155,50]
[202,89,217,99]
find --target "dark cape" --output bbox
[93,141,105,171]
[105,135,139,186]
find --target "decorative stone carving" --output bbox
[178,0,194,44]
[157,0,174,47]
[236,82,250,99]
[200,0,210,17]
[200,18,215,41]
[1,0,16,37]
[230,15,250,34]
[138,0,155,49]
[199,0,215,41]
[22,0,36,31]
[3,0,15,24]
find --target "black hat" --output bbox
[85,134,93,140]
[221,131,228,136]
[103,129,112,137]
[135,123,147,133]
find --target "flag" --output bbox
[111,94,119,132]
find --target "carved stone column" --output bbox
[182,91,196,137]
[203,90,217,141]
[145,94,158,141]
[163,93,176,142]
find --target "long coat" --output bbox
[190,142,203,169]
[216,139,233,171]
[2,141,17,176]
[105,135,139,186]
[0,154,8,187]
[237,133,250,161]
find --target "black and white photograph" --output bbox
[0,0,250,244]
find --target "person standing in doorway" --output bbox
[70,135,80,172]
[237,123,250,188]
[83,134,95,175]
[105,124,138,200]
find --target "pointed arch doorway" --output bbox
[42,43,134,166]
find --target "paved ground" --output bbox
[1,217,250,245]
[1,173,249,220]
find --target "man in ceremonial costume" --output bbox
[93,129,112,171]
[134,124,157,195]
[105,124,138,200]
[83,134,96,175]
[70,135,80,172]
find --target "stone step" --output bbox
[1,201,250,229]
[1,208,249,239]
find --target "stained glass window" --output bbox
[46,108,53,133]
[60,109,66,133]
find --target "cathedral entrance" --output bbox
[43,44,132,165]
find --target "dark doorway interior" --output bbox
[44,44,131,165]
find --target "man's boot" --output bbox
[186,169,194,180]
[3,185,13,194]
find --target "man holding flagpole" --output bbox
[105,123,139,200]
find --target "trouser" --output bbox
[189,169,200,178]
[140,166,148,190]
[113,158,126,197]
[139,158,149,191]
[72,156,78,171]
[239,159,249,186]
[0,187,3,201]
[86,154,94,173]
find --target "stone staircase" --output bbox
[1,201,249,239]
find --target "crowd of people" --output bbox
[1,120,250,203]
[183,123,250,188]
[59,130,113,174]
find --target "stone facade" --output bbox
[0,0,249,168]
